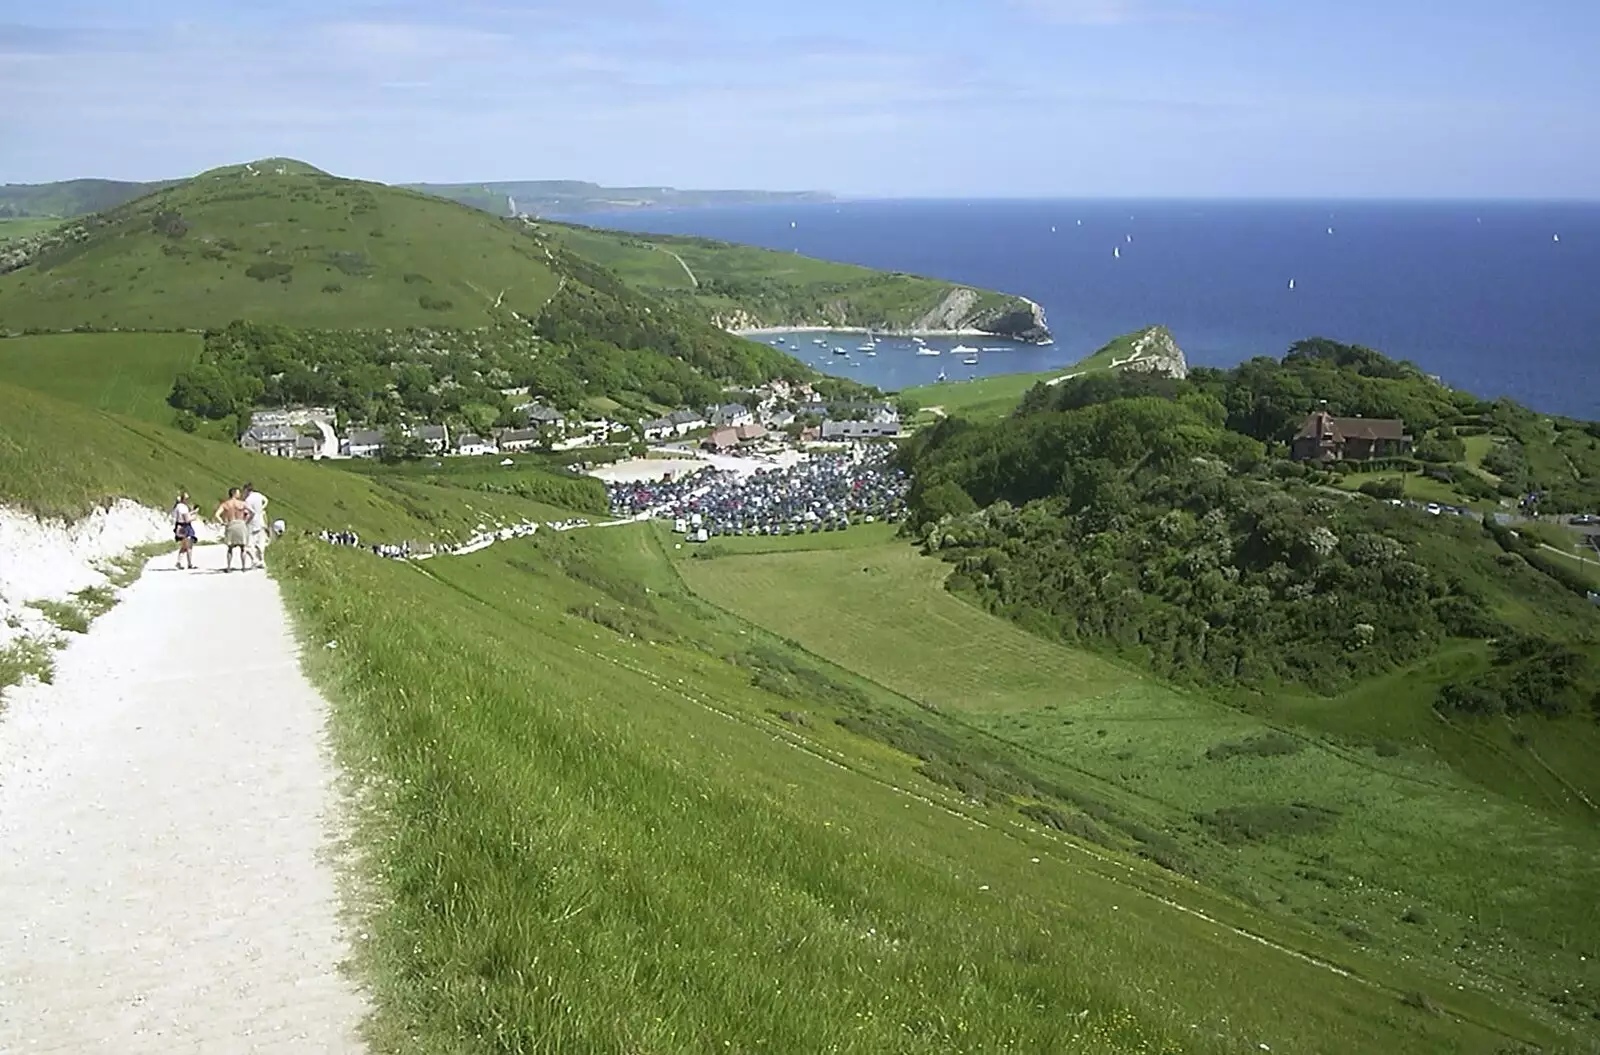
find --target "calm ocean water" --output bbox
[556,200,1600,419]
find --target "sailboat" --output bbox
[951,344,978,355]
[915,346,941,357]
[1288,279,1296,291]
[1554,234,1561,243]
[936,370,947,383]
[1050,225,1057,233]
[1113,246,1121,259]
[1327,226,1335,235]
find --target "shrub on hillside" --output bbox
[245,260,293,282]
[1358,477,1406,501]
[418,294,453,311]
[1196,802,1339,843]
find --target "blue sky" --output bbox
[3,0,1595,197]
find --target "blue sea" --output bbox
[556,200,1600,419]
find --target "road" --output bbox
[0,543,367,1053]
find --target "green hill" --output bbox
[4,362,1595,1048]
[538,221,1053,341]
[0,177,177,219]
[0,161,567,331]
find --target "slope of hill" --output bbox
[0,178,177,219]
[538,221,1053,342]
[0,162,567,331]
[3,370,1592,1047]
[406,180,832,216]
[900,326,1181,423]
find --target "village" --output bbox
[236,379,904,462]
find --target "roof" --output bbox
[346,429,385,446]
[642,417,674,430]
[1295,410,1408,442]
[705,427,740,449]
[455,433,489,448]
[498,428,542,445]
[518,403,565,422]
[736,423,768,440]
[408,424,448,440]
[295,434,319,449]
[668,408,706,425]
[246,425,297,443]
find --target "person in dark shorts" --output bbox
[172,491,197,570]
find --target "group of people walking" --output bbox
[171,483,276,572]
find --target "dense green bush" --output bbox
[244,260,293,282]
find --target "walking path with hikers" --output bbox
[0,542,367,1053]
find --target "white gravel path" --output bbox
[0,542,368,1053]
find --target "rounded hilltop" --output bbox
[197,158,330,179]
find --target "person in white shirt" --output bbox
[172,491,196,570]
[241,483,270,569]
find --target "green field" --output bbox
[903,370,1057,422]
[269,521,1576,1053]
[677,534,1600,1047]
[0,162,564,332]
[0,332,200,422]
[900,328,1170,423]
[0,218,64,244]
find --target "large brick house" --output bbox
[1292,410,1412,462]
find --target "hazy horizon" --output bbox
[4,1,1595,199]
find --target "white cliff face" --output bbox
[911,288,982,332]
[1112,326,1189,379]
[0,501,218,657]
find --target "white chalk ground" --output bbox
[587,457,712,484]
[0,541,368,1053]
[587,448,808,485]
[0,501,219,652]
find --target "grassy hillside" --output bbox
[0,178,175,219]
[0,162,564,331]
[539,222,1048,339]
[0,218,64,244]
[0,381,582,538]
[899,328,1171,424]
[0,332,201,422]
[677,530,1600,1047]
[270,519,1572,1052]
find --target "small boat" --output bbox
[936,370,947,382]
[812,337,825,345]
[962,357,979,366]
[912,336,926,345]
[1288,278,1296,291]
[1554,234,1561,243]
[915,347,941,357]
[865,350,877,357]
[1050,225,1057,233]
[1113,246,1121,259]
[1327,226,1334,235]
[775,336,786,344]
[951,344,978,355]
[1126,234,1132,244]
[981,346,1007,352]
[832,347,849,355]
[855,343,875,353]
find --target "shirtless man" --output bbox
[215,488,252,572]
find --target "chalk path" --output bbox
[0,543,367,1053]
